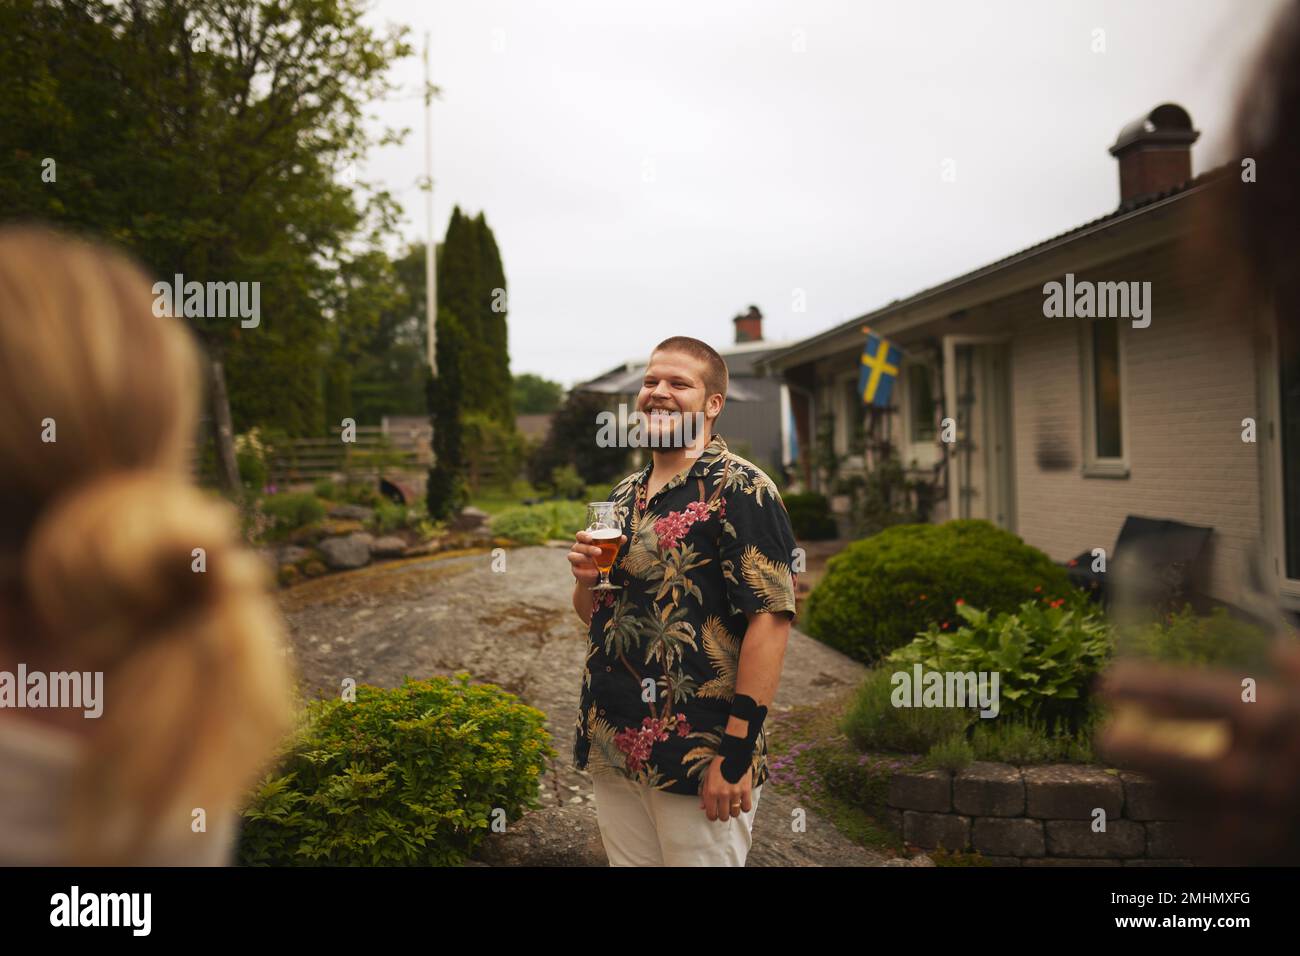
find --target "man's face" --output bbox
[636,349,722,447]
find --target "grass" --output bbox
[766,690,913,857]
[469,480,621,519]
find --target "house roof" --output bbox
[760,164,1234,372]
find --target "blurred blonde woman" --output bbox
[0,225,294,865]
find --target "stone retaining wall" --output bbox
[886,762,1192,866]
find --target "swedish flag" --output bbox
[857,329,902,408]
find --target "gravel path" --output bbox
[277,544,894,866]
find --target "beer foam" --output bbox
[588,527,622,540]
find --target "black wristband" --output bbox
[718,732,752,784]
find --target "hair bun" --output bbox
[21,471,264,666]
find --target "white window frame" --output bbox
[1258,293,1300,609]
[834,369,866,469]
[900,354,941,471]
[1079,317,1131,478]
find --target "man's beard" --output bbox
[640,404,702,449]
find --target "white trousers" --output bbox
[592,772,762,866]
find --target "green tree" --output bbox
[438,206,512,425]
[426,306,466,520]
[0,0,411,493]
[512,373,564,414]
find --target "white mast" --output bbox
[424,30,437,375]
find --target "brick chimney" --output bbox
[733,305,763,343]
[1109,103,1199,207]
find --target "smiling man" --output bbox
[567,335,798,866]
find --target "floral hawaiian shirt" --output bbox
[572,434,799,796]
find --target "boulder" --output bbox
[277,545,311,566]
[319,535,371,570]
[449,506,489,532]
[371,536,407,558]
[328,503,375,522]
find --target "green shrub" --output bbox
[549,464,586,501]
[237,675,554,866]
[260,492,326,533]
[803,520,1077,664]
[842,669,973,754]
[313,479,339,501]
[370,499,419,535]
[887,594,1112,731]
[1118,604,1277,670]
[343,482,383,508]
[968,711,1099,765]
[490,501,588,545]
[922,733,974,772]
[783,492,839,540]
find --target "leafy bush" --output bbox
[842,669,973,754]
[783,492,838,540]
[369,499,422,535]
[461,412,525,494]
[313,479,339,500]
[922,734,974,772]
[969,712,1099,765]
[887,595,1112,731]
[1118,604,1278,670]
[260,492,326,533]
[237,675,555,866]
[490,501,588,545]
[803,520,1077,664]
[527,391,629,487]
[549,464,586,501]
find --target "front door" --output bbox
[943,336,1016,531]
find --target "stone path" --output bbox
[277,544,896,866]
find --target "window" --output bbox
[907,364,938,443]
[1081,318,1128,476]
[835,371,866,458]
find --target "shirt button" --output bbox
[598,708,606,716]
[605,665,612,672]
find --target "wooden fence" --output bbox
[192,419,513,491]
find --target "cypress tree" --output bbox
[426,306,467,520]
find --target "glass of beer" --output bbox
[586,502,622,591]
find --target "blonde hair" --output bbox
[0,225,293,864]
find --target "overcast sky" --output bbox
[362,0,1285,388]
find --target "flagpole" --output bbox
[424,30,437,376]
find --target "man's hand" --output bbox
[700,755,753,822]
[568,530,625,585]
[569,530,625,626]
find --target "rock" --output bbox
[286,518,363,545]
[319,535,371,570]
[449,506,489,532]
[278,545,311,565]
[471,804,606,867]
[329,503,375,521]
[349,531,375,548]
[372,535,407,558]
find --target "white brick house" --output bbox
[763,104,1297,613]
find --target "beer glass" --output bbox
[586,502,622,591]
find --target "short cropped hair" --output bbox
[650,336,729,400]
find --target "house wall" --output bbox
[1010,243,1262,604]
